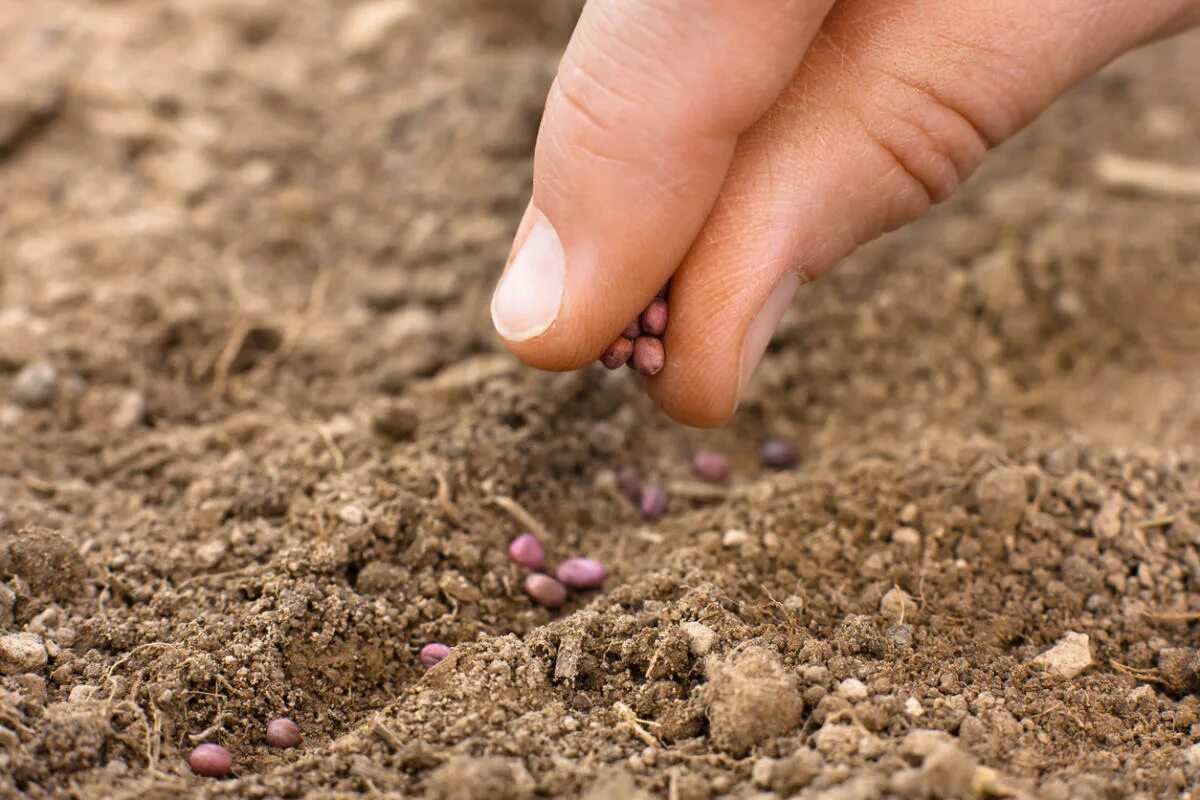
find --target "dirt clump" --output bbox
[702,646,805,756]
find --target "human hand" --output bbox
[490,0,1200,427]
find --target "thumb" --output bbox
[490,0,834,369]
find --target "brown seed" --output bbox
[691,450,731,484]
[632,337,665,376]
[266,718,301,748]
[524,573,567,608]
[600,336,634,370]
[621,320,641,339]
[616,468,642,504]
[188,743,232,778]
[640,299,669,337]
[639,487,669,520]
[759,438,798,470]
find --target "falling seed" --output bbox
[600,337,634,370]
[556,557,608,589]
[524,573,568,608]
[691,450,731,484]
[265,718,301,748]
[639,487,669,520]
[639,299,669,337]
[188,743,232,778]
[508,532,546,570]
[759,437,798,470]
[616,468,642,504]
[419,642,451,668]
[632,337,665,376]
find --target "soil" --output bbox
[1,2,1199,798]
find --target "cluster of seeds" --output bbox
[600,285,669,376]
[188,717,301,778]
[508,531,608,608]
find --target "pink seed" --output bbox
[639,487,669,520]
[622,320,641,339]
[600,337,634,370]
[616,468,642,504]
[691,450,731,484]
[265,718,301,748]
[556,557,608,589]
[188,743,232,778]
[640,299,669,337]
[524,573,567,608]
[508,532,546,570]
[632,337,665,377]
[759,437,798,469]
[419,642,451,668]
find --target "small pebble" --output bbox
[621,320,641,339]
[508,532,546,570]
[524,573,568,608]
[419,642,451,668]
[556,557,607,589]
[265,718,301,748]
[11,362,59,409]
[639,487,669,520]
[759,437,797,469]
[616,468,642,504]
[691,450,731,484]
[600,337,634,370]
[640,298,669,336]
[188,743,232,778]
[338,505,366,525]
[632,337,665,376]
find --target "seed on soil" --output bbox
[265,718,301,748]
[507,532,546,570]
[555,557,607,589]
[759,437,798,469]
[632,337,665,376]
[639,487,669,520]
[600,337,634,370]
[188,743,232,778]
[639,298,668,337]
[524,573,567,608]
[621,320,641,339]
[691,450,731,484]
[616,468,642,504]
[419,642,451,668]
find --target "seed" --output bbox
[640,299,669,337]
[759,437,798,469]
[622,320,641,339]
[555,557,608,589]
[524,573,567,608]
[639,487,669,520]
[508,532,546,570]
[188,743,232,778]
[265,718,301,748]
[600,337,634,370]
[632,337,665,376]
[419,642,451,668]
[616,468,642,504]
[691,450,731,484]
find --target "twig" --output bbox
[372,720,403,752]
[488,495,551,541]
[1093,153,1200,199]
[436,472,465,527]
[1134,516,1176,530]
[614,701,659,747]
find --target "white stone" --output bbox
[339,504,367,525]
[837,678,869,702]
[722,528,749,547]
[1184,742,1200,769]
[880,587,912,621]
[751,757,774,788]
[904,697,925,718]
[891,527,922,548]
[68,684,99,703]
[0,633,48,674]
[339,0,417,56]
[1032,632,1092,679]
[681,621,717,657]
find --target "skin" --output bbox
[491,0,1200,427]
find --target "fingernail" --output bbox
[491,210,565,342]
[738,273,800,398]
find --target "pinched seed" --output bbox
[639,487,669,520]
[524,573,567,608]
[640,299,668,337]
[616,468,642,504]
[266,718,301,748]
[759,437,798,470]
[419,642,451,668]
[632,337,665,376]
[556,557,607,589]
[188,743,232,778]
[508,532,546,570]
[622,320,641,339]
[692,450,731,484]
[600,337,634,370]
